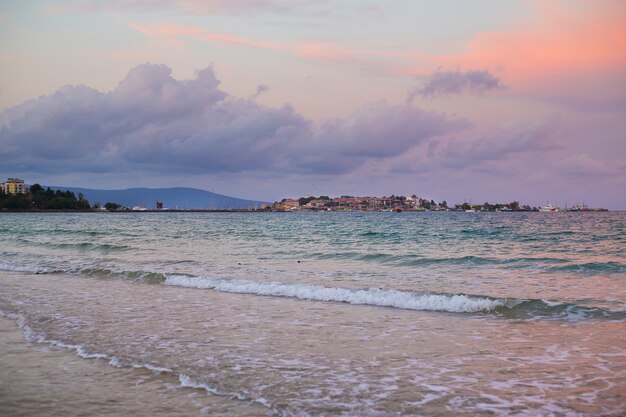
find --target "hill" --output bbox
[45,186,268,210]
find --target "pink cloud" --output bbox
[129,22,288,52]
[129,22,426,75]
[434,2,626,99]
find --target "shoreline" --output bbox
[0,208,613,213]
[0,315,266,417]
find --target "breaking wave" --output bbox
[0,262,60,274]
[164,275,504,313]
[163,275,626,321]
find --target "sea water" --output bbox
[0,211,624,416]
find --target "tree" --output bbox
[76,194,91,210]
[104,202,121,211]
[1,184,93,210]
[30,184,44,195]
[1,193,31,209]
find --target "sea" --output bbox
[0,211,624,416]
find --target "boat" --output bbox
[539,204,559,212]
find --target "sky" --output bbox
[1,0,625,208]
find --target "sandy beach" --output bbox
[0,315,267,417]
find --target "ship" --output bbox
[539,204,559,212]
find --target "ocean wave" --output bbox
[307,253,572,269]
[358,230,402,240]
[27,228,109,237]
[0,259,168,282]
[164,275,506,313]
[76,267,167,283]
[11,239,131,252]
[496,299,626,321]
[0,262,60,274]
[163,276,626,321]
[49,242,131,252]
[546,261,626,274]
[308,252,493,265]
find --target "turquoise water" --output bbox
[1,212,625,415]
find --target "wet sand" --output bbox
[2,270,625,416]
[0,317,267,417]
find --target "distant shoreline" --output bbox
[0,209,264,213]
[0,208,614,213]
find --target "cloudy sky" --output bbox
[1,0,625,208]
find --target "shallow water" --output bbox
[0,211,625,416]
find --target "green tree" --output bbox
[30,184,44,195]
[104,202,121,211]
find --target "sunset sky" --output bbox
[1,0,625,208]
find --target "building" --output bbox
[1,178,27,195]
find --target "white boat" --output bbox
[539,204,559,212]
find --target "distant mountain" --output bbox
[45,186,268,209]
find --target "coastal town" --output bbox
[1,177,608,212]
[268,195,607,212]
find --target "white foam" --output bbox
[109,357,122,367]
[132,363,172,374]
[164,275,505,313]
[178,374,280,415]
[2,310,173,377]
[0,262,57,274]
[179,374,223,396]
